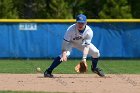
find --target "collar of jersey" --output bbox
[78,26,86,34]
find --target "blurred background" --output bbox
[0,0,140,59]
[0,0,140,19]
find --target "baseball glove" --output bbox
[75,61,88,73]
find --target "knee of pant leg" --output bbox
[92,51,100,58]
[66,51,70,57]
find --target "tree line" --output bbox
[0,0,140,19]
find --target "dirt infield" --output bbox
[0,74,140,93]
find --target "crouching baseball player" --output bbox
[44,14,105,78]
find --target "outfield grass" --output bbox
[0,91,51,93]
[0,91,64,93]
[0,59,140,74]
[0,59,139,93]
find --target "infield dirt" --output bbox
[0,74,140,93]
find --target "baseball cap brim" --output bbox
[77,20,86,23]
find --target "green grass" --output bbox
[0,59,140,74]
[0,91,63,93]
[0,59,139,93]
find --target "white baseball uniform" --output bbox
[61,23,100,58]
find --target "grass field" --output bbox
[0,91,50,93]
[0,59,140,93]
[0,59,140,74]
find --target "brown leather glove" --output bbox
[75,61,88,73]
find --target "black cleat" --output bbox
[91,65,105,77]
[44,70,54,78]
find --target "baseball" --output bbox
[36,67,41,72]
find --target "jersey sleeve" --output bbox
[82,29,93,46]
[62,25,73,51]
[63,27,72,42]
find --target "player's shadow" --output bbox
[37,75,111,79]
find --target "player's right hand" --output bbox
[60,51,67,62]
[60,56,67,62]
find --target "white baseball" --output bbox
[36,67,41,72]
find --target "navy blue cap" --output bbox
[76,14,87,23]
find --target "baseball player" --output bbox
[44,14,105,78]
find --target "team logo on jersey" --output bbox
[73,35,82,40]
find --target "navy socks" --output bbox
[91,58,98,69]
[47,56,62,71]
[47,57,98,72]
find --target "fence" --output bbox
[0,19,140,58]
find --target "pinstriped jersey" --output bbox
[64,24,93,46]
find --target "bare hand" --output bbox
[60,51,67,62]
[60,56,67,62]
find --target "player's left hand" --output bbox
[81,58,86,63]
[81,59,88,68]
[75,59,88,73]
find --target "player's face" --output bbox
[76,22,87,30]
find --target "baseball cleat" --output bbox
[91,65,105,77]
[44,70,54,78]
